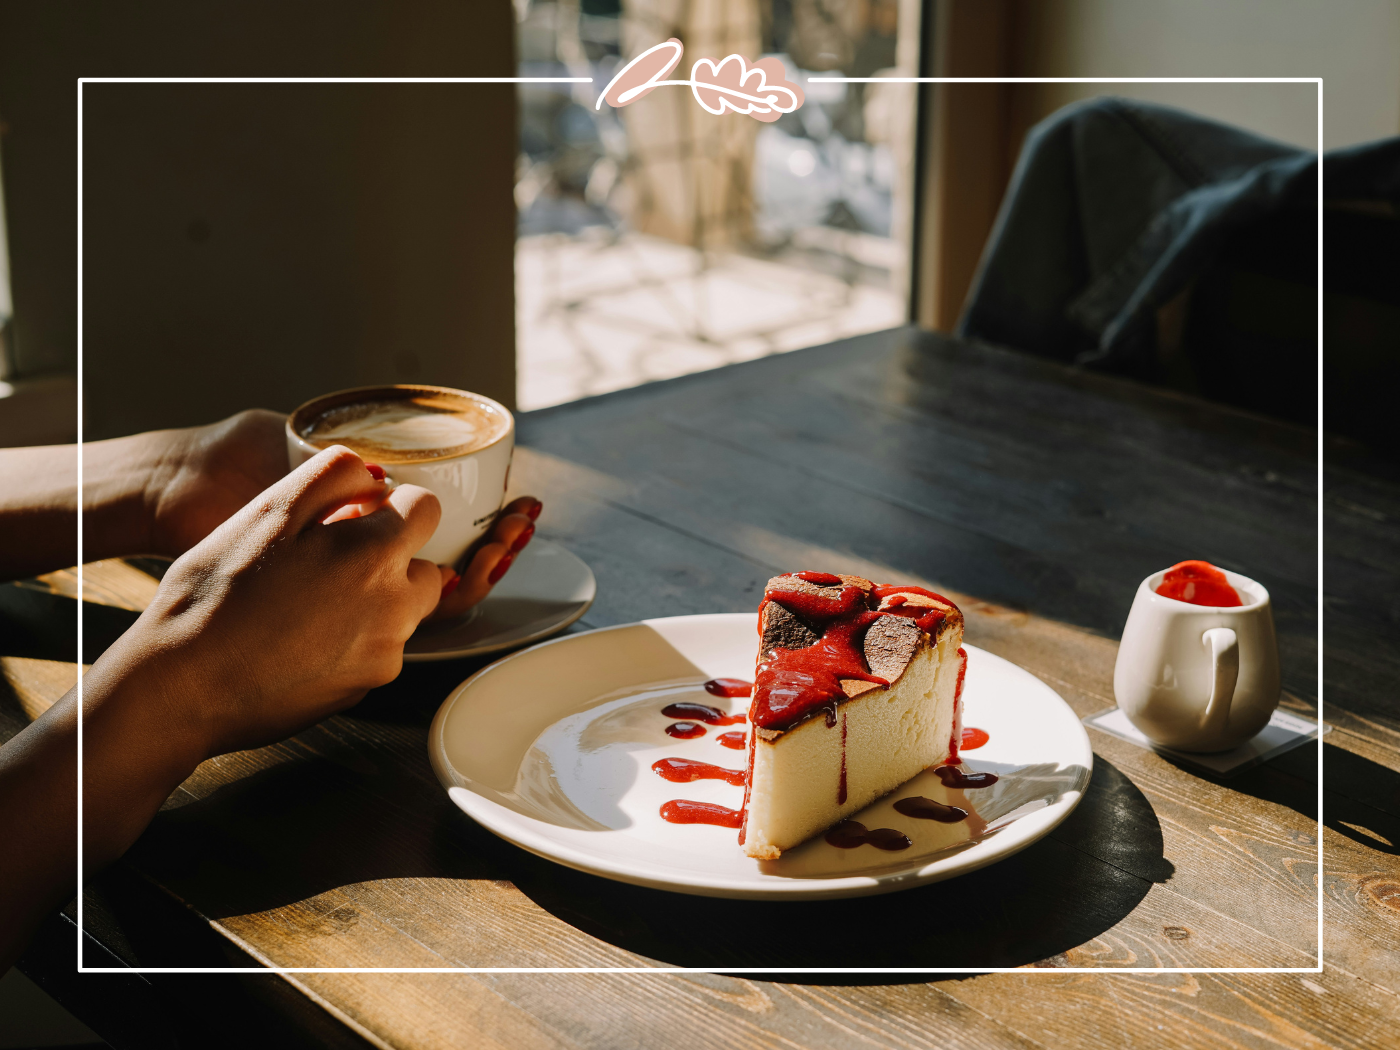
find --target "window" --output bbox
[515,0,919,409]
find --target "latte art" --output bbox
[310,405,484,451]
[299,392,509,463]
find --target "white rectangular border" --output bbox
[75,75,1324,976]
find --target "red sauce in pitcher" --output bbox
[1155,560,1242,607]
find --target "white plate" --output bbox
[404,540,595,662]
[429,613,1093,898]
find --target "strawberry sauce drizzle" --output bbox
[652,757,746,787]
[869,584,954,634]
[738,727,754,846]
[703,678,753,698]
[662,702,746,725]
[660,800,743,828]
[947,646,969,763]
[751,613,887,729]
[837,707,848,805]
[717,731,746,750]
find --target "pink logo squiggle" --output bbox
[596,39,804,122]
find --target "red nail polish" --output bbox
[488,552,515,585]
[440,573,461,600]
[366,463,386,481]
[526,501,543,521]
[509,523,535,553]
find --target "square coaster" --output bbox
[1083,706,1329,777]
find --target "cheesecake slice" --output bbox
[740,572,966,860]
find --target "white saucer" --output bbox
[428,613,1093,898]
[403,539,596,662]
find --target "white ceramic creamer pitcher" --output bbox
[1113,566,1281,752]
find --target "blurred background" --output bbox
[0,0,1396,443]
[513,0,917,409]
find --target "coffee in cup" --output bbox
[295,389,510,463]
[287,385,514,567]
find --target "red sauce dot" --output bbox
[893,796,968,822]
[935,765,998,788]
[825,820,912,850]
[794,571,843,585]
[960,726,990,750]
[665,722,705,739]
[717,731,747,750]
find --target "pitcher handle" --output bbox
[1201,627,1239,734]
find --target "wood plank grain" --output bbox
[943,964,1400,1050]
[266,972,575,1050]
[0,656,79,721]
[19,558,164,612]
[286,972,1049,1050]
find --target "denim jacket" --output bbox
[957,97,1400,405]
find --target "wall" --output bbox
[1010,0,1399,152]
[0,1,517,443]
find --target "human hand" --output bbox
[429,495,543,620]
[94,444,446,762]
[142,409,290,558]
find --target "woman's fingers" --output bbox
[345,481,443,571]
[503,496,543,522]
[427,504,540,620]
[449,540,511,613]
[404,557,448,623]
[276,446,388,532]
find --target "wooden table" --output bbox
[5,327,1397,1049]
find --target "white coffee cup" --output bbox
[1113,566,1281,752]
[286,384,514,567]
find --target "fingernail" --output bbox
[509,523,535,553]
[366,463,386,481]
[488,552,515,585]
[440,572,461,600]
[526,500,543,521]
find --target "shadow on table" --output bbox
[109,657,1172,978]
[116,713,1167,977]
[0,583,139,664]
[511,756,1171,976]
[1196,741,1400,857]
